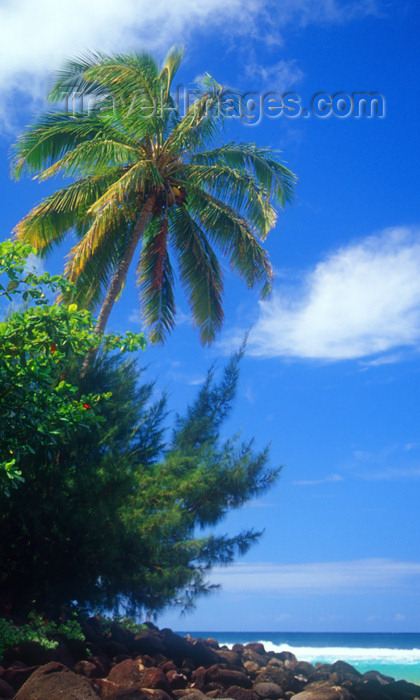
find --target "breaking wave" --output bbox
[252,641,420,666]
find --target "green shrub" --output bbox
[0,613,85,659]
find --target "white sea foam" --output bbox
[224,641,420,666]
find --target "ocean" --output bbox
[177,632,420,685]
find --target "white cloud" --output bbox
[245,59,304,92]
[209,559,420,594]
[346,443,420,481]
[165,368,207,387]
[272,0,379,26]
[359,467,420,481]
[405,443,420,451]
[293,473,344,486]
[188,375,207,386]
[0,0,380,130]
[246,226,420,361]
[24,252,45,276]
[128,309,141,325]
[360,353,404,368]
[245,499,278,508]
[0,0,241,129]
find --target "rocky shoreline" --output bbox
[1,620,420,699]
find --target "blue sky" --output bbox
[1,0,420,632]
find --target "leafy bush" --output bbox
[0,240,145,491]
[0,613,85,659]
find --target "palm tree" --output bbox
[11,47,296,343]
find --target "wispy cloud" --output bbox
[0,0,380,131]
[24,253,45,276]
[405,443,420,452]
[244,59,304,92]
[359,353,405,368]
[242,226,420,362]
[208,559,420,594]
[293,473,344,486]
[244,500,278,508]
[352,445,398,463]
[187,375,207,386]
[165,368,207,387]
[359,467,420,481]
[277,0,380,26]
[341,443,420,482]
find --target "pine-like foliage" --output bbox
[0,350,279,619]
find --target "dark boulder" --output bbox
[91,677,122,698]
[132,631,167,658]
[294,661,316,680]
[14,661,98,699]
[108,660,170,693]
[205,639,220,650]
[383,679,420,700]
[274,652,297,665]
[190,665,207,689]
[166,668,188,690]
[255,669,287,686]
[188,640,222,668]
[205,665,253,689]
[0,677,15,698]
[108,659,148,690]
[73,659,99,678]
[243,661,261,677]
[291,680,356,699]
[254,667,303,693]
[215,648,244,668]
[362,670,394,685]
[103,641,131,659]
[81,616,105,643]
[2,664,40,692]
[241,648,269,668]
[172,690,209,700]
[254,681,284,698]
[329,661,363,685]
[226,685,260,700]
[2,641,51,667]
[306,665,334,683]
[245,644,266,656]
[349,680,393,700]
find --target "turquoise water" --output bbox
[177,632,420,685]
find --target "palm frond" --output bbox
[137,217,176,343]
[186,188,273,297]
[84,53,160,114]
[191,143,297,206]
[11,113,135,179]
[86,159,162,216]
[65,198,133,280]
[159,46,184,101]
[163,77,228,155]
[12,175,114,254]
[48,50,108,103]
[170,207,224,344]
[180,163,277,237]
[36,139,139,181]
[62,219,134,308]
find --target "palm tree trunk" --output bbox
[81,194,156,376]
